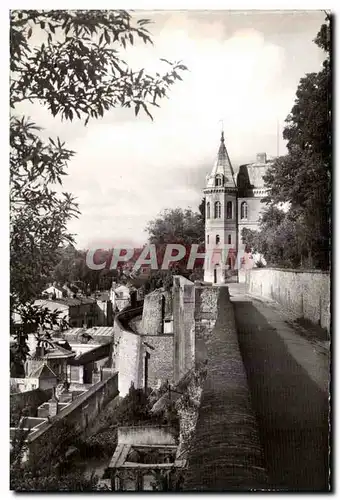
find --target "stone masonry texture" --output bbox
[184,286,268,491]
[246,268,330,332]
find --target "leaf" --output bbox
[141,102,153,121]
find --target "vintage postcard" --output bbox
[9,9,331,492]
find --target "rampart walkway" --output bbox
[230,283,330,491]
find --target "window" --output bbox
[228,234,232,244]
[241,201,248,219]
[206,202,210,219]
[216,235,220,244]
[226,201,232,219]
[215,175,223,187]
[214,201,221,218]
[207,235,210,244]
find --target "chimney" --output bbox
[256,152,267,164]
[49,386,59,417]
[35,346,44,358]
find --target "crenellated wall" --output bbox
[246,268,330,332]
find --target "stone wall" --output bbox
[141,335,174,388]
[183,286,268,491]
[246,268,330,332]
[114,308,143,397]
[10,388,52,426]
[172,277,219,384]
[27,372,119,455]
[173,277,195,383]
[194,286,219,365]
[141,289,164,335]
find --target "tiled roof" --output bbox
[54,297,96,306]
[61,326,114,345]
[65,326,113,337]
[42,342,76,359]
[29,363,58,379]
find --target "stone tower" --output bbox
[204,132,237,284]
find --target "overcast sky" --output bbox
[16,10,326,249]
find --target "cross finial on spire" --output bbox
[218,119,224,143]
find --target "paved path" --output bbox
[228,283,330,492]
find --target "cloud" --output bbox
[14,11,325,249]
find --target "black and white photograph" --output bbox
[9,7,331,492]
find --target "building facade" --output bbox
[204,132,272,284]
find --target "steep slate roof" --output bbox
[206,132,236,189]
[29,363,58,379]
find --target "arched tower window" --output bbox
[228,234,232,244]
[241,201,248,220]
[206,202,210,219]
[215,175,223,187]
[216,235,220,244]
[207,235,210,244]
[214,201,221,219]
[226,201,232,219]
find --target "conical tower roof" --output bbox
[206,132,236,188]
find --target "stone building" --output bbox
[204,132,273,284]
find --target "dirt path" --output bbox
[229,284,330,491]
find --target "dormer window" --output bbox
[215,175,223,187]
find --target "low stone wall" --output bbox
[246,268,330,332]
[184,287,268,491]
[10,388,52,426]
[27,373,119,455]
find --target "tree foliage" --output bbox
[146,207,204,245]
[259,17,331,269]
[241,207,311,268]
[10,9,187,367]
